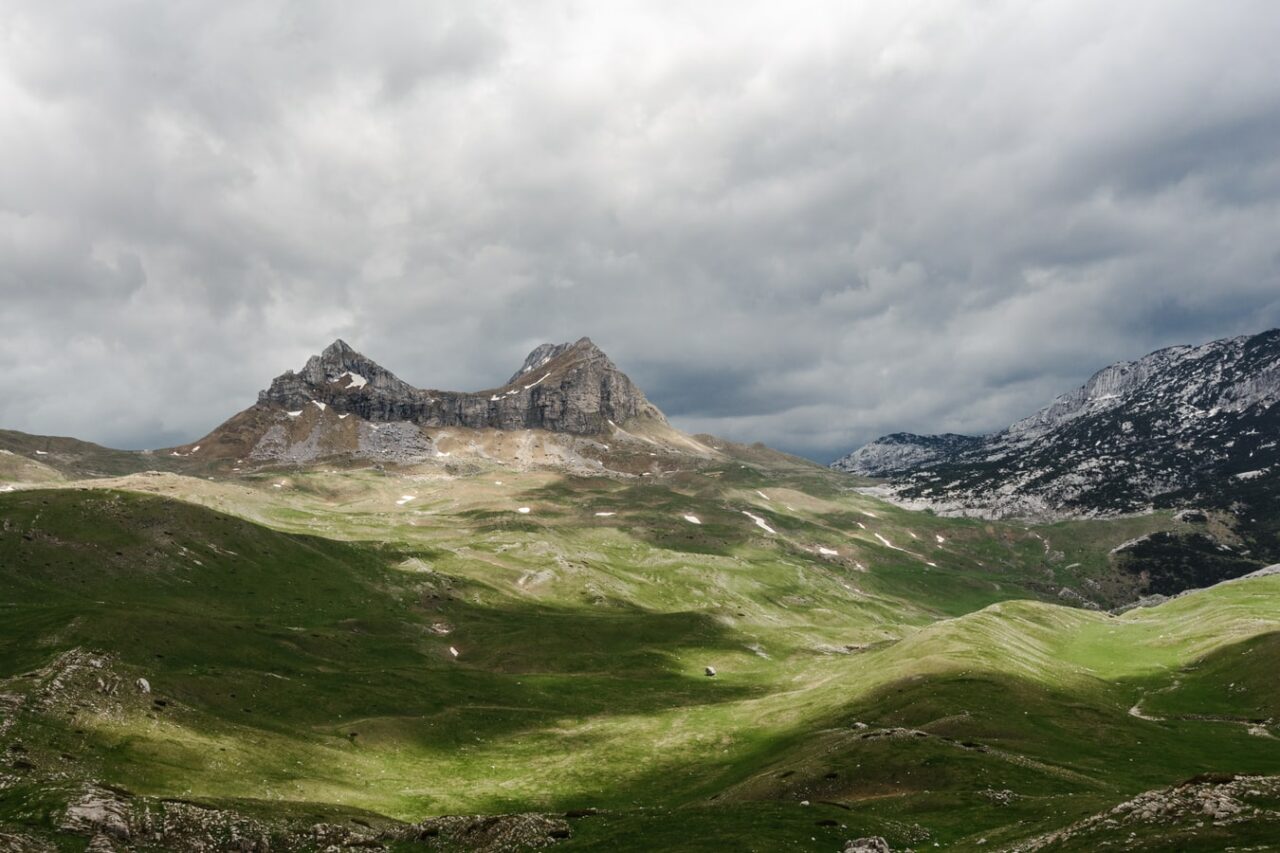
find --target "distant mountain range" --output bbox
[832,327,1280,565]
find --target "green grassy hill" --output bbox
[0,455,1277,851]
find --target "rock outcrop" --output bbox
[257,337,663,435]
[185,337,669,465]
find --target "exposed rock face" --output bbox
[844,838,892,853]
[831,433,981,477]
[506,342,575,385]
[405,813,572,851]
[258,337,664,435]
[831,328,1280,522]
[1008,774,1280,852]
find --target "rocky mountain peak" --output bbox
[831,327,1280,522]
[258,341,413,409]
[506,337,605,385]
[247,336,663,438]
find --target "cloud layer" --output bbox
[2,1,1278,459]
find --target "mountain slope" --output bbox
[833,328,1280,525]
[2,478,1278,851]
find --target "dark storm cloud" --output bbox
[2,1,1279,458]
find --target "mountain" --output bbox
[184,337,670,466]
[833,329,1280,521]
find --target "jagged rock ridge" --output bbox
[259,336,664,435]
[185,337,669,466]
[831,328,1280,523]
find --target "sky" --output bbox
[2,1,1279,462]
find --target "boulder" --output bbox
[845,838,892,853]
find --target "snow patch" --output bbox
[338,413,349,419]
[286,410,303,418]
[742,510,776,534]
[594,511,616,517]
[396,495,415,506]
[755,490,770,501]
[312,400,326,411]
[873,533,905,552]
[817,546,839,556]
[524,372,550,390]
[935,534,946,544]
[517,506,531,514]
[335,371,367,389]
[34,450,48,455]
[449,646,459,658]
[683,514,702,525]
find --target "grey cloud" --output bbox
[2,1,1279,461]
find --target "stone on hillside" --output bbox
[704,666,716,677]
[135,677,150,694]
[62,786,132,839]
[85,835,118,853]
[845,838,892,853]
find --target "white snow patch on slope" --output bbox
[874,533,905,551]
[397,495,416,506]
[594,511,616,517]
[517,506,531,514]
[336,371,367,389]
[338,413,349,419]
[286,410,303,418]
[742,511,776,534]
[935,534,946,544]
[755,490,770,501]
[1235,469,1270,480]
[312,400,327,411]
[34,450,48,455]
[683,514,702,525]
[817,546,838,556]
[524,373,550,390]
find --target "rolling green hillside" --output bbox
[1,457,1277,851]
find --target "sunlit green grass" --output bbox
[1,461,1277,850]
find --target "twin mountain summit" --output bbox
[1,327,1279,851]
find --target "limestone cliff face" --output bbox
[257,337,664,435]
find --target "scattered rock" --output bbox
[704,666,717,677]
[135,678,150,694]
[844,837,892,853]
[405,813,571,851]
[61,785,132,839]
[0,831,55,852]
[85,834,118,853]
